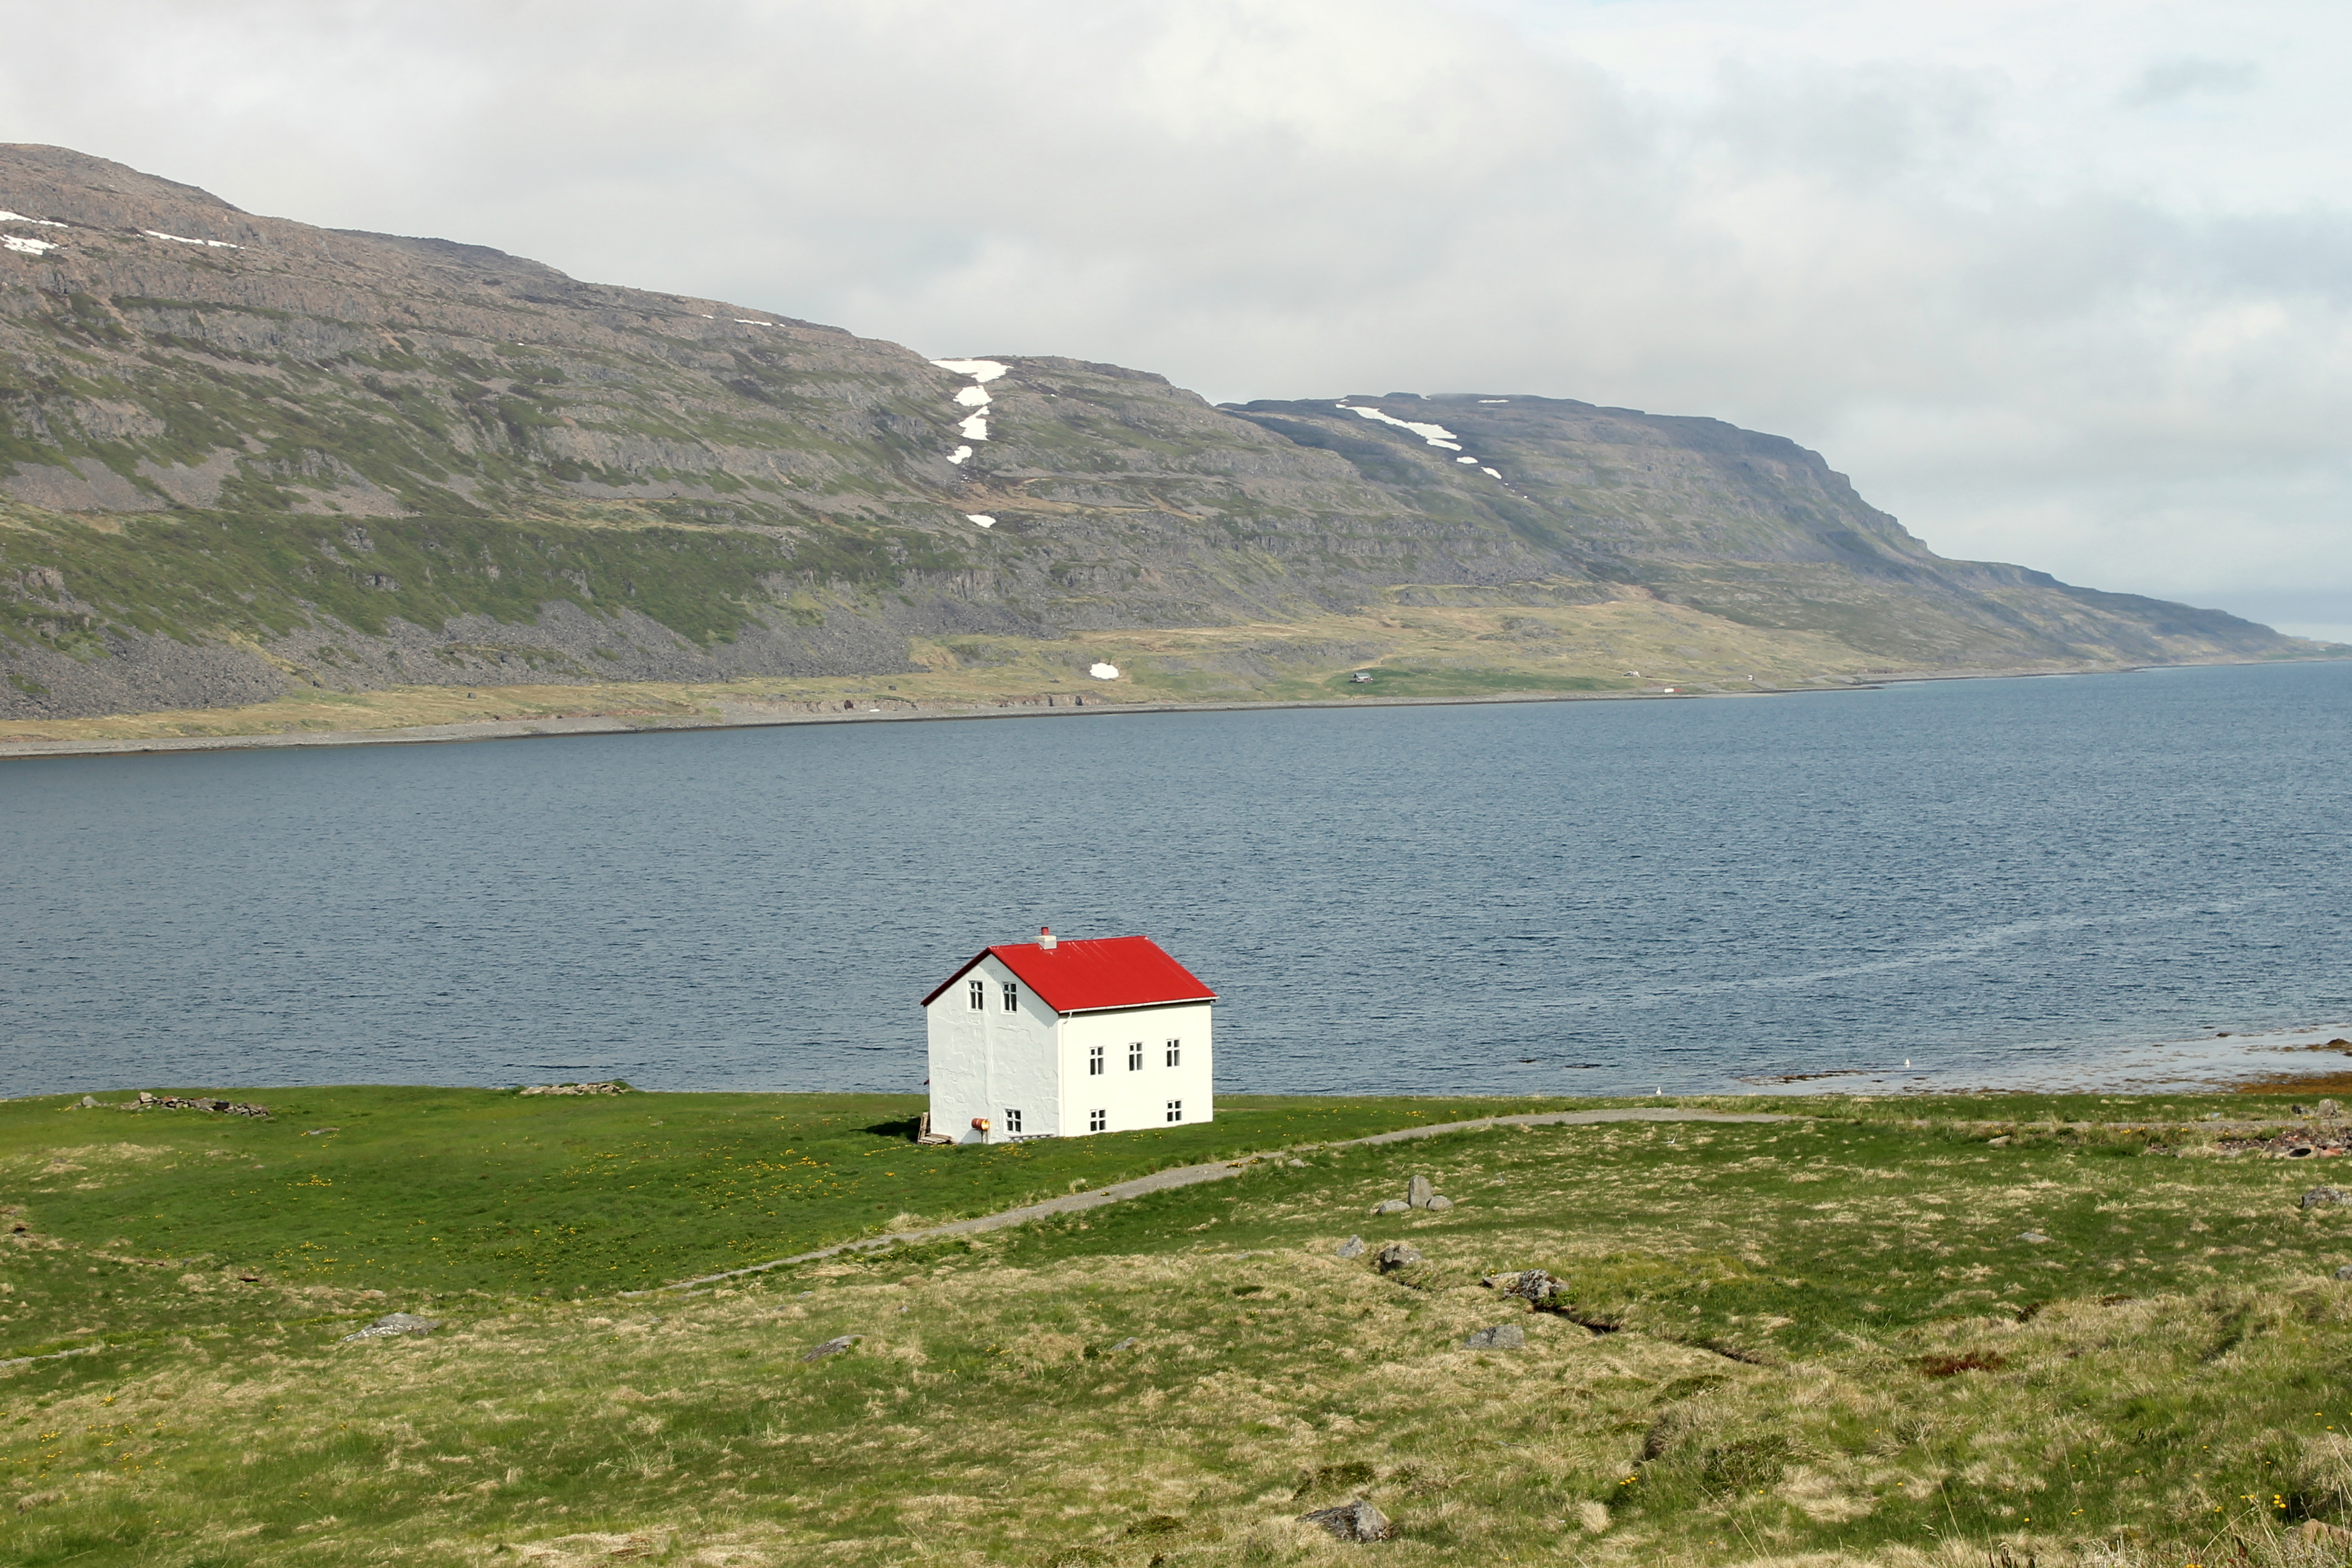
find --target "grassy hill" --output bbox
[1,144,2334,728]
[7,1085,2352,1566]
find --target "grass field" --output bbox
[7,1086,2352,1566]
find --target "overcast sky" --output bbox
[6,0,2347,638]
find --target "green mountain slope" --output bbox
[0,144,2320,721]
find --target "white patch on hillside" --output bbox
[1479,398,1509,404]
[954,385,992,407]
[2,236,61,256]
[965,513,995,528]
[948,445,973,465]
[958,414,989,440]
[1336,402,1463,450]
[1089,662,1119,679]
[932,358,1009,383]
[732,319,778,325]
[1456,455,1477,464]
[0,211,66,227]
[143,230,241,249]
[1482,467,1501,477]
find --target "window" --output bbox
[1088,1108,1107,1133]
[1127,1041,1143,1071]
[968,979,985,1010]
[1088,1044,1104,1076]
[1165,1099,1183,1123]
[1004,1108,1023,1134]
[1165,1038,1182,1068]
[1003,982,1019,1012]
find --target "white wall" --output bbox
[1059,1001,1213,1136]
[925,973,1213,1144]
[925,954,1062,1145]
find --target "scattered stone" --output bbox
[2205,1112,2225,1121]
[300,1127,340,1137]
[2017,1232,2051,1244]
[1371,1199,1409,1216]
[801,1334,861,1362]
[127,1093,269,1117]
[2305,1188,2349,1210]
[1407,1175,1435,1208]
[1424,1195,1455,1212]
[1336,1236,1366,1259]
[77,1095,96,1108]
[519,1081,629,1097]
[342,1311,441,1341]
[1374,1242,1423,1273]
[16,1489,62,1513]
[1288,1158,1308,1168]
[1108,1336,1139,1352]
[2335,1265,2352,1281]
[1463,1324,1526,1350]
[1300,1498,1393,1543]
[2325,1099,2345,1118]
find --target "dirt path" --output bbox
[627,1106,1795,1295]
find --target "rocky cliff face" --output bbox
[0,145,2310,720]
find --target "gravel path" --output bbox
[626,1106,1794,1296]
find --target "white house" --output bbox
[922,927,1215,1145]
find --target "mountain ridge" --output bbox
[0,144,2327,722]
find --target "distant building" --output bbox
[921,927,1216,1144]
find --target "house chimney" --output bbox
[1038,925,1058,950]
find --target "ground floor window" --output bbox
[1088,1108,1107,1132]
[1004,1108,1023,1134]
[1166,1100,1183,1123]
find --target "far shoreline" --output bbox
[1,655,2310,766]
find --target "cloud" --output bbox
[0,0,2345,630]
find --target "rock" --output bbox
[1463,1325,1526,1350]
[1300,1499,1393,1542]
[1371,1199,1410,1215]
[519,1081,629,1097]
[2302,1188,2347,1210]
[16,1489,62,1513]
[2017,1231,2051,1244]
[1424,1195,1455,1212]
[2289,1146,2318,1159]
[1502,1269,1562,1305]
[1374,1242,1423,1273]
[1288,1158,1308,1168]
[1985,1135,2011,1147]
[2324,1099,2344,1118]
[2335,1265,2352,1281]
[1336,1236,1366,1259]
[1407,1175,1435,1208]
[1108,1336,1139,1352]
[801,1334,861,1362]
[341,1311,442,1341]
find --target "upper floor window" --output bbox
[1165,1038,1182,1068]
[1003,982,1019,1012]
[1088,1044,1105,1076]
[1127,1041,1144,1071]
[967,979,985,1010]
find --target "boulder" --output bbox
[1108,1336,1140,1352]
[1336,1236,1366,1259]
[1371,1199,1409,1216]
[2017,1231,2051,1244]
[1300,1499,1393,1542]
[2303,1188,2347,1210]
[2335,1265,2352,1281]
[341,1311,442,1341]
[801,1334,861,1362]
[1463,1325,1526,1350]
[1424,1195,1455,1212]
[2324,1099,2345,1119]
[1407,1175,1435,1208]
[1374,1242,1423,1273]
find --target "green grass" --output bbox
[8,1088,2352,1566]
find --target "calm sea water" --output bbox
[3,662,2348,1101]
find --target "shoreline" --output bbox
[0,657,2227,765]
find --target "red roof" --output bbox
[921,935,1217,1014]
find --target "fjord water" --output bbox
[3,661,2347,1101]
